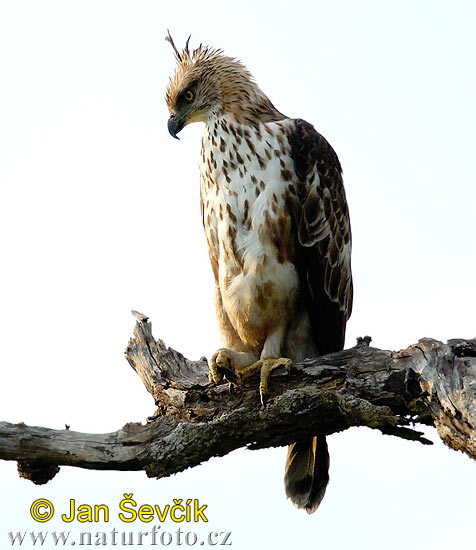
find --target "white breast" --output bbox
[200,115,300,341]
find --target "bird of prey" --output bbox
[165,33,353,513]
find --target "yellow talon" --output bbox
[259,358,292,406]
[209,349,240,385]
[209,349,291,405]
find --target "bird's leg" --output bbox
[210,327,291,405]
[209,328,291,405]
[257,326,292,406]
[209,351,290,403]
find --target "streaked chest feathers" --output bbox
[200,115,300,345]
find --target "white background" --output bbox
[1,1,475,548]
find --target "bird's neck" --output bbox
[218,78,286,126]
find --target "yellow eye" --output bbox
[184,90,194,102]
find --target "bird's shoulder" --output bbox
[271,117,342,183]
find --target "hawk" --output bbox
[165,33,353,513]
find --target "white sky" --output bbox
[1,1,475,548]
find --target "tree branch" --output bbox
[1,314,475,484]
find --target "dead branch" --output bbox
[1,314,475,484]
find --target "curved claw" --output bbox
[259,358,292,407]
[260,392,268,408]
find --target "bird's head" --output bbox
[165,32,284,138]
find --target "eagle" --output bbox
[165,33,353,513]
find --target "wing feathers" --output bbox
[287,118,353,355]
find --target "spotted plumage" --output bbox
[165,32,352,513]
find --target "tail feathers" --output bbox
[284,436,330,514]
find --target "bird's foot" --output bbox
[209,350,291,406]
[209,349,242,385]
[240,357,292,406]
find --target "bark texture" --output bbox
[1,315,475,485]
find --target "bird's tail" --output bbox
[284,435,329,513]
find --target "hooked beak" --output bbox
[167,116,185,139]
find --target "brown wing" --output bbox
[287,119,353,355]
